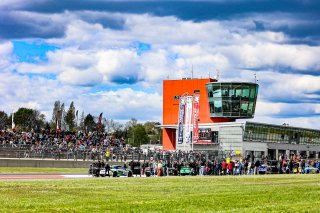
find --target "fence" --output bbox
[0,144,221,163]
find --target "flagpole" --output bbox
[76,110,78,132]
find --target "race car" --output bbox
[103,165,133,177]
[89,164,133,177]
[304,165,319,174]
[180,166,197,176]
[258,164,267,174]
[266,160,280,174]
[180,166,191,176]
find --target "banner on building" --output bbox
[184,96,193,144]
[192,94,200,144]
[177,96,186,144]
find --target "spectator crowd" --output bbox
[1,130,320,176]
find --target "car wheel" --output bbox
[113,171,118,177]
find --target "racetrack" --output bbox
[0,174,90,179]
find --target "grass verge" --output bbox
[0,174,320,212]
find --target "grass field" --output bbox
[1,174,320,212]
[0,167,88,174]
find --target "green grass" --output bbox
[0,167,87,174]
[0,175,320,212]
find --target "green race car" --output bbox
[180,166,191,176]
[100,165,133,177]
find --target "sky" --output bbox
[0,0,320,128]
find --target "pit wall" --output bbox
[0,158,120,168]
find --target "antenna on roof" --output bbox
[216,69,220,81]
[191,64,194,79]
[254,72,258,83]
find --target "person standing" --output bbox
[254,159,261,175]
[105,163,110,177]
[222,160,227,175]
[105,150,110,162]
[158,160,163,177]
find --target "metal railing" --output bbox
[0,144,220,163]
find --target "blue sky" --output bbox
[0,0,320,128]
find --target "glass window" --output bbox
[221,85,230,97]
[213,89,221,98]
[222,100,231,112]
[242,87,250,100]
[248,102,254,114]
[207,83,258,118]
[214,100,222,114]
[232,100,240,112]
[235,88,242,98]
[209,103,215,113]
[240,100,248,112]
[249,86,256,99]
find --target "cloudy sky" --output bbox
[0,0,320,128]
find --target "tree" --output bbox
[13,108,34,131]
[60,103,66,130]
[78,111,85,132]
[12,108,45,131]
[105,118,123,135]
[50,101,65,130]
[84,114,96,132]
[125,118,138,130]
[144,121,161,144]
[32,110,46,131]
[0,111,9,130]
[65,101,76,131]
[128,124,149,147]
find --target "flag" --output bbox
[56,115,59,131]
[192,94,200,144]
[75,110,79,127]
[98,112,103,130]
[177,96,186,144]
[184,96,193,144]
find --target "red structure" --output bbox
[162,78,234,150]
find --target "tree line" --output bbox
[0,101,161,147]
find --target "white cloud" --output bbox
[218,43,320,71]
[1,11,320,126]
[0,42,13,72]
[251,71,320,103]
[76,88,162,122]
[58,68,103,86]
[251,116,320,129]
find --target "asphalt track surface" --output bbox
[0,174,91,179]
[0,174,146,179]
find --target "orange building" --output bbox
[162,78,320,160]
[162,78,231,150]
[162,78,259,150]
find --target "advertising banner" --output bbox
[177,96,186,144]
[184,96,193,144]
[192,94,200,144]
